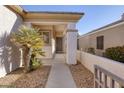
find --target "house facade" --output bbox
[0,5,83,77]
[78,14,124,56]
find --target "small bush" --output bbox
[104,46,124,63]
[30,58,42,70]
[87,47,95,54]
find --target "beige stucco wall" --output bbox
[78,35,90,51]
[78,23,124,56]
[0,6,23,77]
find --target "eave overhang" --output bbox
[5,5,84,22]
[5,5,26,18]
[24,12,84,22]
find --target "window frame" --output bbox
[39,31,51,46]
[96,36,104,50]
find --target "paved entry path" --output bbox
[45,58,76,88]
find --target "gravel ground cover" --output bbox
[69,62,94,88]
[0,66,51,88]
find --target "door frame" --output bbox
[56,37,63,53]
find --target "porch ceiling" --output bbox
[32,24,67,37]
[32,24,67,33]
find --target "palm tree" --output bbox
[10,25,44,72]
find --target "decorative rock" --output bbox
[0,66,51,88]
[69,62,94,88]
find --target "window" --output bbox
[39,31,50,45]
[97,36,104,50]
[77,39,79,50]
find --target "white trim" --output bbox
[78,21,124,39]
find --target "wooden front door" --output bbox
[56,37,63,52]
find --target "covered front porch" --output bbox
[23,12,84,64]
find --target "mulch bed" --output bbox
[0,66,51,88]
[69,62,94,88]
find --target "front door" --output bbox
[56,37,63,52]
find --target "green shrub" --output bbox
[87,47,95,54]
[30,58,42,70]
[104,46,124,63]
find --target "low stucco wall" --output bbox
[77,50,124,80]
[0,6,23,77]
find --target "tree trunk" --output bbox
[30,54,35,70]
[22,46,31,72]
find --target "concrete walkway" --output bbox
[45,58,76,88]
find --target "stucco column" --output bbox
[66,29,77,64]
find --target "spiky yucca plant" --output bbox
[11,25,44,72]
